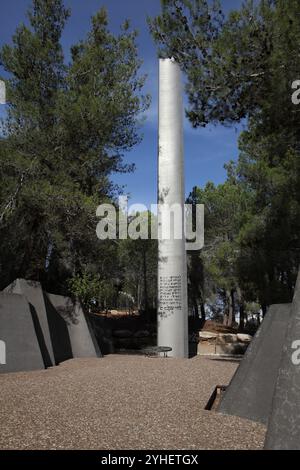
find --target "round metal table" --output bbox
[142,346,172,358]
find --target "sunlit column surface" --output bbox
[157,58,188,358]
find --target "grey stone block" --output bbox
[218,303,291,424]
[0,293,44,373]
[217,342,248,355]
[46,293,101,359]
[265,272,300,449]
[42,292,73,365]
[237,333,252,343]
[4,279,54,367]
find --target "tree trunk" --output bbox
[261,304,267,318]
[137,281,142,310]
[200,302,206,322]
[192,299,198,318]
[225,289,235,327]
[236,287,245,331]
[142,248,149,318]
[229,289,235,327]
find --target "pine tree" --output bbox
[0,1,149,292]
[150,0,300,308]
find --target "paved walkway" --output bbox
[0,356,266,449]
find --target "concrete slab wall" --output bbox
[218,303,291,424]
[46,293,101,359]
[42,292,73,365]
[5,279,54,367]
[265,272,300,449]
[0,293,44,373]
[1,280,102,373]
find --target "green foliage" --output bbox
[151,0,300,316]
[187,181,247,311]
[118,212,158,314]
[0,0,149,294]
[68,272,115,309]
[149,0,300,126]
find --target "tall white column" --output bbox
[157,58,188,358]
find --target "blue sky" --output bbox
[0,0,246,208]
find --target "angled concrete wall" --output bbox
[42,292,73,365]
[46,293,101,359]
[218,303,291,424]
[265,272,300,449]
[5,279,54,367]
[0,293,44,373]
[1,280,101,374]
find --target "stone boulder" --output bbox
[237,333,253,343]
[198,330,251,356]
[199,331,218,340]
[217,342,248,355]
[218,333,238,344]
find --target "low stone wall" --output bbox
[198,331,252,356]
[90,316,156,354]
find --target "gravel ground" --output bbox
[0,355,266,450]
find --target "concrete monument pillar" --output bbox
[157,58,188,358]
